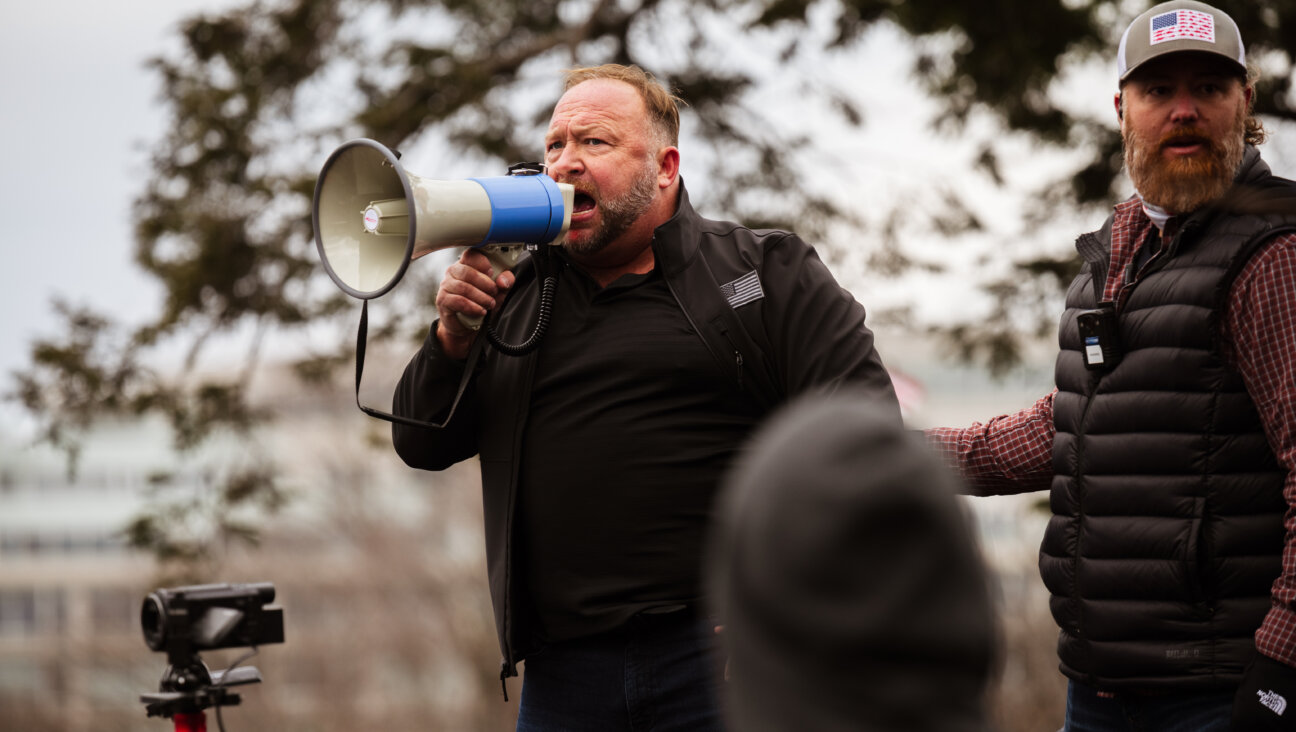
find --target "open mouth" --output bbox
[572,191,597,214]
[1161,133,1209,154]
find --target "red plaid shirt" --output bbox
[928,197,1296,666]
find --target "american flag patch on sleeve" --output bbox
[719,270,764,309]
[1150,9,1215,44]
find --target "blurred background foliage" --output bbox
[8,0,1295,576]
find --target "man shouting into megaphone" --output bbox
[390,63,900,731]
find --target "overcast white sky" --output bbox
[0,1,246,410]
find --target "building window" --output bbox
[0,588,66,638]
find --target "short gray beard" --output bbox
[565,156,659,257]
[1123,102,1246,215]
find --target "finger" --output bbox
[497,269,516,290]
[459,247,493,272]
[436,282,495,323]
[446,260,500,298]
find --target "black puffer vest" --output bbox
[1041,148,1296,690]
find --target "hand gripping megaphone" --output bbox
[312,138,573,428]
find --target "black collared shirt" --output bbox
[516,262,761,643]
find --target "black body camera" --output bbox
[1076,305,1122,371]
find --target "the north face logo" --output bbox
[1258,689,1288,716]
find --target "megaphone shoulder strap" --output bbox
[353,298,485,430]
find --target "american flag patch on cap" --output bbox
[1150,9,1215,45]
[720,270,764,309]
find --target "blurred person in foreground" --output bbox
[927,2,1296,730]
[390,63,899,730]
[710,390,998,732]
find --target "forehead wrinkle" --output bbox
[547,114,616,141]
[547,80,651,142]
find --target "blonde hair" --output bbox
[563,64,684,146]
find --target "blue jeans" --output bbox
[516,610,725,732]
[1064,680,1234,732]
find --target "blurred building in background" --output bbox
[0,329,1063,731]
[1,419,156,730]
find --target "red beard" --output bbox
[1123,105,1246,215]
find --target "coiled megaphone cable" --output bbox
[484,275,556,356]
[482,247,560,357]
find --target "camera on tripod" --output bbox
[139,582,285,724]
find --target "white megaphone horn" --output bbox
[312,138,573,304]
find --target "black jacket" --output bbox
[391,183,899,679]
[1043,148,1296,690]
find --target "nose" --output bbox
[549,143,584,178]
[1168,88,1200,125]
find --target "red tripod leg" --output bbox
[172,711,207,732]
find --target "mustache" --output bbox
[1157,126,1213,150]
[555,177,596,198]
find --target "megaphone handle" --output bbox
[456,313,484,331]
[355,299,484,431]
[457,244,527,331]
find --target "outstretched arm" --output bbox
[924,391,1057,497]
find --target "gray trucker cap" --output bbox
[1117,0,1246,81]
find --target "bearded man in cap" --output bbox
[928,1,1296,729]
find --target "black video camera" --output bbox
[139,582,284,721]
[142,582,284,653]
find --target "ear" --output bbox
[1114,92,1123,122]
[657,146,681,189]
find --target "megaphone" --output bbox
[313,139,575,431]
[312,138,573,301]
